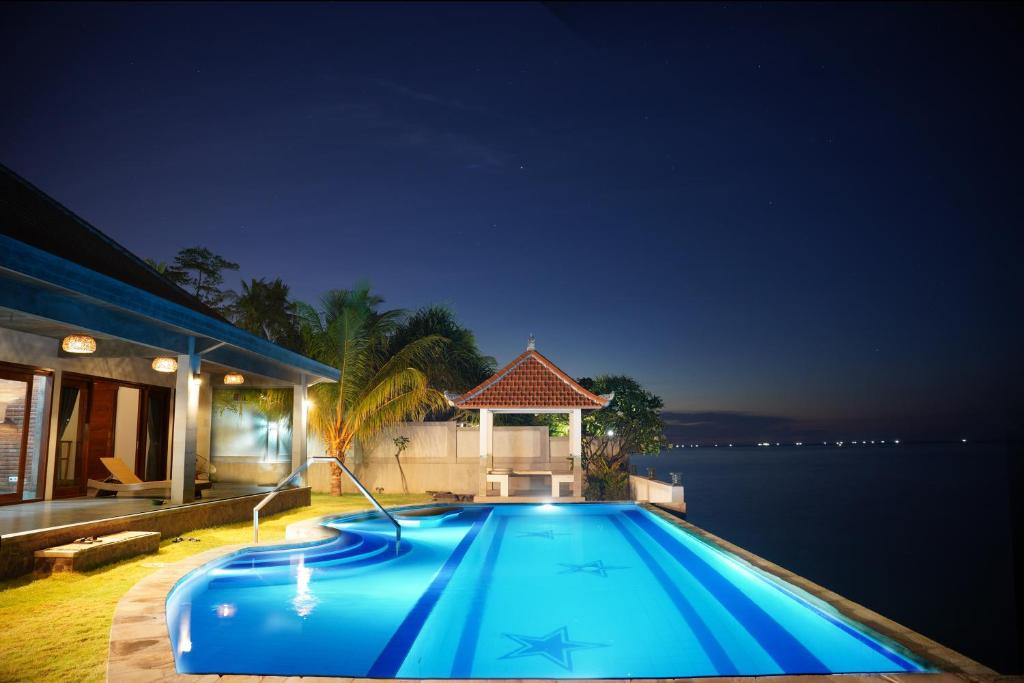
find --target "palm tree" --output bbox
[232,278,302,351]
[388,305,496,408]
[297,286,450,495]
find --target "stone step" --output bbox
[33,530,160,574]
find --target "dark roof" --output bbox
[453,348,610,410]
[0,163,225,320]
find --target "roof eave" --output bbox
[0,234,338,384]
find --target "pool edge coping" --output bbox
[641,503,998,678]
[106,502,1008,683]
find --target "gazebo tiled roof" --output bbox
[453,345,610,410]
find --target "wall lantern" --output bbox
[61,334,97,354]
[152,357,178,373]
[223,372,244,385]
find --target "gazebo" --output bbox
[451,337,610,500]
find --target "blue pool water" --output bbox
[166,503,930,678]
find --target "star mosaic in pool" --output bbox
[558,560,628,577]
[516,529,570,540]
[499,626,606,670]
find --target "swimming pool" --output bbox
[166,503,930,678]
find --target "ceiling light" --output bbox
[152,357,178,373]
[61,335,96,354]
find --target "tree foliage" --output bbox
[231,277,302,351]
[296,286,450,495]
[164,246,240,311]
[388,306,496,392]
[578,375,665,500]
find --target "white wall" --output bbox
[303,422,568,495]
[629,474,685,506]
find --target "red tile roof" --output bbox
[453,349,609,410]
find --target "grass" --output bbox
[0,493,431,683]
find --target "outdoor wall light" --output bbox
[223,372,245,385]
[61,334,97,354]
[152,357,178,373]
[303,399,314,412]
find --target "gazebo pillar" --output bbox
[569,408,582,497]
[478,408,493,496]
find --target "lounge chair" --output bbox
[87,458,211,498]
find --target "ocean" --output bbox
[631,443,1020,673]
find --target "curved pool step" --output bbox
[223,530,373,570]
[206,534,408,588]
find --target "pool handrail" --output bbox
[252,455,401,553]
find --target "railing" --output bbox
[252,455,401,553]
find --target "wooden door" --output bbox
[86,381,118,482]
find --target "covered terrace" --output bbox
[0,165,336,576]
[452,337,610,501]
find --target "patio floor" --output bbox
[0,483,272,537]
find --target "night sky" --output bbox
[2,2,1020,442]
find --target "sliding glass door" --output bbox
[0,366,50,503]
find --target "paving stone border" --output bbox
[107,503,1013,682]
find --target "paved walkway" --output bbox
[0,483,270,536]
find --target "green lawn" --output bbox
[0,493,431,683]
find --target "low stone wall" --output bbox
[211,457,291,486]
[0,486,310,579]
[305,422,567,496]
[630,473,685,510]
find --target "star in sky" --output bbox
[557,560,627,578]
[500,626,606,670]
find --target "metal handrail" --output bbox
[252,455,401,553]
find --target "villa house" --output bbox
[0,164,337,518]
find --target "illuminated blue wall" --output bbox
[210,389,292,463]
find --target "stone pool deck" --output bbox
[106,503,1010,683]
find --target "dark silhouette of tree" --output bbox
[231,277,302,351]
[164,246,239,312]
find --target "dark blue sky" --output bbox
[2,2,1020,440]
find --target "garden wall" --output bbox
[305,422,565,495]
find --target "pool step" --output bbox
[207,532,405,588]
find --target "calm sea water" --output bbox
[632,443,1020,673]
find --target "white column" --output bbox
[569,408,583,498]
[478,408,493,496]
[291,379,308,483]
[43,368,62,500]
[170,356,199,504]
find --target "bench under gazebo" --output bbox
[451,337,610,501]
